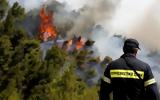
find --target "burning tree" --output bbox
[76,36,85,50]
[0,1,103,100]
[38,7,57,41]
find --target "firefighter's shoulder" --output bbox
[135,58,151,70]
[106,58,126,69]
[136,58,156,87]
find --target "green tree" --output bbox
[0,35,12,69]
[27,46,68,100]
[3,2,25,36]
[0,1,100,100]
[0,39,42,100]
[0,0,8,20]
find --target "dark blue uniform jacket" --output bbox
[100,54,160,100]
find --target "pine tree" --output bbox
[0,1,100,100]
[0,0,8,20]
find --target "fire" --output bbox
[62,36,86,51]
[66,39,73,51]
[67,39,73,49]
[76,37,85,50]
[38,7,57,41]
[62,39,73,51]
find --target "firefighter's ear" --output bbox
[133,48,138,54]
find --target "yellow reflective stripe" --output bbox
[110,70,144,79]
[102,75,111,84]
[144,78,156,87]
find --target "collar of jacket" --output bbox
[121,53,136,58]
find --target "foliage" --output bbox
[0,1,100,100]
[0,0,8,20]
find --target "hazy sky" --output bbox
[8,0,45,11]
[8,0,87,11]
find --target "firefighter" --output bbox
[99,38,160,100]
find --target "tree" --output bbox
[0,1,100,100]
[0,0,8,20]
[0,35,12,69]
[3,2,25,36]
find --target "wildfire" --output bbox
[38,7,57,41]
[61,36,86,51]
[76,36,85,50]
[62,39,73,51]
[67,39,73,48]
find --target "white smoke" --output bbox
[8,0,160,59]
[65,0,120,37]
[109,0,160,51]
[130,1,160,51]
[8,0,160,85]
[58,0,87,11]
[106,0,160,85]
[8,0,88,12]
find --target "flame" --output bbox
[67,39,73,48]
[76,37,85,50]
[62,37,85,51]
[38,7,57,41]
[66,39,73,51]
[62,39,73,51]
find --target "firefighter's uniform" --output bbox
[100,53,160,100]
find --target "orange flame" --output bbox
[66,39,73,51]
[76,37,85,50]
[62,39,73,51]
[67,39,73,48]
[38,7,57,41]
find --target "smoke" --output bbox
[66,0,120,37]
[106,0,160,85]
[9,0,160,60]
[9,0,120,33]
[8,0,160,86]
[129,1,160,51]
[110,0,160,51]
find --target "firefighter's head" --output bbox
[123,38,140,54]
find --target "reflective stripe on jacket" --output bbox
[100,53,159,100]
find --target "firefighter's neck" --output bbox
[125,53,137,57]
[133,53,137,56]
[126,48,138,57]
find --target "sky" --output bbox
[8,0,46,11]
[8,0,87,11]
